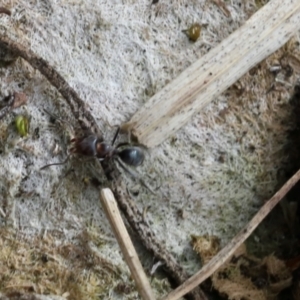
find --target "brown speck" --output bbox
[177,208,187,219]
[41,253,48,263]
[248,144,256,153]
[218,155,225,163]
[284,64,293,78]
[218,108,229,120]
[115,282,133,294]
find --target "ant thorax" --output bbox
[70,134,115,160]
[70,135,100,157]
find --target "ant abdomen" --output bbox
[118,147,145,167]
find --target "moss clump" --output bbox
[0,228,134,299]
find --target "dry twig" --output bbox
[101,173,207,300]
[100,188,156,300]
[0,34,206,300]
[161,168,300,300]
[211,0,231,18]
[125,0,300,148]
[0,7,11,16]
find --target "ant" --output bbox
[41,110,145,170]
[70,127,145,167]
[41,110,160,194]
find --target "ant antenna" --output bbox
[111,126,120,146]
[116,158,157,195]
[40,155,70,170]
[43,109,61,123]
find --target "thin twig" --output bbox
[0,7,11,16]
[0,34,207,300]
[161,168,300,300]
[100,188,156,300]
[211,0,231,18]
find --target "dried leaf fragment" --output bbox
[12,92,27,109]
[191,235,220,264]
[192,240,293,300]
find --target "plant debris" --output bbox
[0,228,127,300]
[191,237,292,300]
[191,235,220,264]
[211,0,231,18]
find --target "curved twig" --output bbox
[161,168,300,300]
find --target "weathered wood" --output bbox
[125,0,300,148]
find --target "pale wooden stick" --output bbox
[124,0,300,148]
[160,168,300,300]
[100,188,156,300]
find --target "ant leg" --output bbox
[43,109,60,122]
[116,158,156,195]
[43,109,76,137]
[94,159,114,180]
[111,126,120,146]
[40,155,70,170]
[146,170,162,190]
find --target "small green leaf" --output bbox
[15,115,29,137]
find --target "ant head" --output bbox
[118,146,144,167]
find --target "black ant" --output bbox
[40,110,145,169]
[70,127,145,167]
[41,111,161,194]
